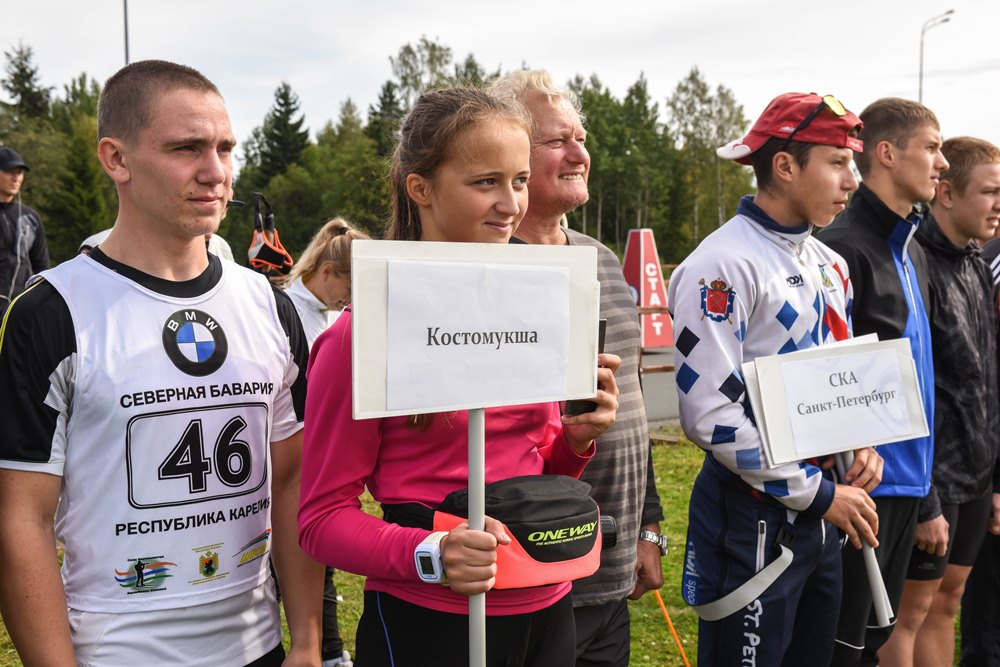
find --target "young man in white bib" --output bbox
[0,60,323,667]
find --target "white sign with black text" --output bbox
[743,336,928,466]
[351,240,601,419]
[386,260,570,412]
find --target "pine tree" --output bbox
[666,67,752,249]
[572,75,623,248]
[450,54,500,87]
[365,81,404,159]
[259,82,310,184]
[618,73,661,252]
[2,43,52,122]
[230,82,312,244]
[321,100,387,233]
[45,114,110,262]
[51,73,101,134]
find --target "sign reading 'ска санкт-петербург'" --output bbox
[745,337,928,467]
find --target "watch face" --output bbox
[417,553,436,577]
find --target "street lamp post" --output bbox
[919,9,953,103]
[123,0,131,65]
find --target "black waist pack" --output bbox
[386,475,602,589]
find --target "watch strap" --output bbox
[422,531,447,547]
[415,531,448,583]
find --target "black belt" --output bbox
[382,503,435,530]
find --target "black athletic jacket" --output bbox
[817,184,935,501]
[980,238,1000,495]
[916,215,1000,519]
[0,199,48,307]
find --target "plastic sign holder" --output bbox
[742,336,928,466]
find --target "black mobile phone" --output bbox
[564,319,607,417]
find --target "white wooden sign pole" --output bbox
[835,452,893,627]
[468,408,486,665]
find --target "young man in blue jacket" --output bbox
[817,98,944,667]
[670,93,882,666]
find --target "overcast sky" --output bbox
[7,0,999,167]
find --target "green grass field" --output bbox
[0,426,710,666]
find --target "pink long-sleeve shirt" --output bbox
[298,310,594,615]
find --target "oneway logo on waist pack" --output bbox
[162,309,228,376]
[527,520,597,546]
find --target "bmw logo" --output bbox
[162,309,228,376]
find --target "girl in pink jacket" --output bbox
[298,87,619,666]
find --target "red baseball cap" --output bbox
[717,93,864,165]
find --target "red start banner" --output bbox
[622,228,673,348]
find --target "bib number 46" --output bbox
[127,403,269,509]
[158,416,252,493]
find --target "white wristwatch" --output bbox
[414,531,448,583]
[638,529,669,556]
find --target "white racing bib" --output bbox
[42,256,300,613]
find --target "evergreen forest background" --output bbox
[1,37,754,264]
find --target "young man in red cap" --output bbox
[816,98,943,667]
[668,92,883,665]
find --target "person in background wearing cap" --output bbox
[668,92,883,665]
[815,98,943,667]
[0,147,49,308]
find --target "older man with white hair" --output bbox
[492,70,666,666]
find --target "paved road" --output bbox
[637,347,679,428]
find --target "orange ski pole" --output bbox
[653,589,691,667]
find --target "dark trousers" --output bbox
[355,590,576,667]
[831,495,919,666]
[959,532,1000,667]
[687,461,842,666]
[323,566,346,659]
[573,597,630,666]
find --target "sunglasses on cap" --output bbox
[781,95,847,153]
